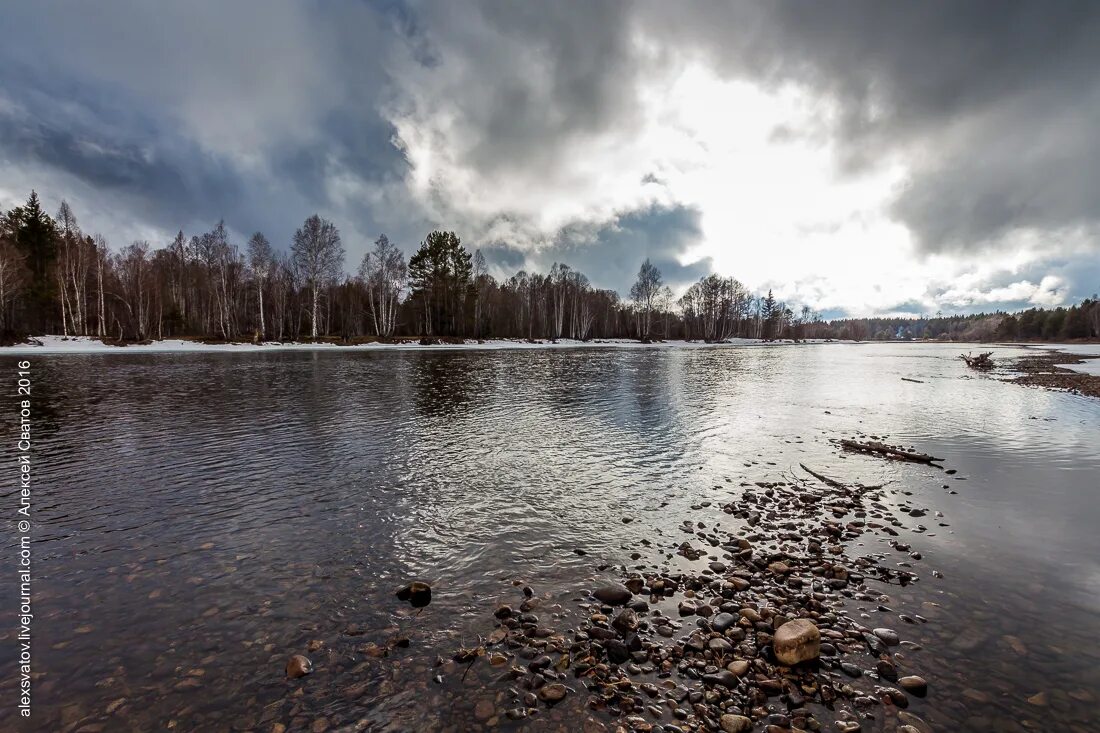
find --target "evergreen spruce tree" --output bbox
[11,191,59,331]
[408,231,471,337]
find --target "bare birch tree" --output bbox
[247,232,273,338]
[358,234,406,338]
[630,258,662,340]
[292,214,344,338]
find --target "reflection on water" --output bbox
[0,343,1098,731]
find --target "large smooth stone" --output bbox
[395,581,432,608]
[285,654,313,679]
[710,612,737,633]
[592,584,633,606]
[773,619,821,666]
[719,714,752,732]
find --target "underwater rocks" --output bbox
[445,458,946,731]
[899,675,929,697]
[285,654,312,679]
[395,581,432,608]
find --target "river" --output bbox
[1,342,1097,732]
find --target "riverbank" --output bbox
[7,335,1100,358]
[2,335,833,354]
[1005,347,1100,398]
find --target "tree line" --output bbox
[828,303,1100,342]
[1,190,1096,344]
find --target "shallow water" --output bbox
[1,342,1098,732]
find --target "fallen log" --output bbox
[837,439,943,465]
[960,351,994,370]
[901,377,924,383]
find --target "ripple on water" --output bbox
[1,343,1098,731]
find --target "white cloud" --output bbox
[388,53,926,311]
[387,36,1100,314]
[5,1,1099,316]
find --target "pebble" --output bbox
[726,659,750,677]
[707,637,733,652]
[593,583,634,606]
[612,609,639,634]
[443,460,961,733]
[711,612,737,632]
[285,655,312,679]
[899,675,928,697]
[474,699,495,720]
[395,581,432,608]
[719,714,753,732]
[897,712,933,733]
[537,683,568,704]
[773,619,821,665]
[1026,691,1048,706]
[873,627,900,646]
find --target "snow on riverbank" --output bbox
[1,335,821,355]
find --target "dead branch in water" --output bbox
[960,351,994,370]
[799,463,847,489]
[837,439,943,465]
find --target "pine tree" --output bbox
[408,231,471,337]
[761,289,776,339]
[10,191,59,332]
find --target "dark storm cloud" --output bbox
[635,2,1100,253]
[0,0,404,251]
[387,0,641,176]
[1,0,1098,301]
[740,1,1100,252]
[403,0,1100,255]
[481,205,711,294]
[0,64,249,232]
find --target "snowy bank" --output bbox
[0,335,844,355]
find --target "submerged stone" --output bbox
[395,581,432,608]
[285,654,312,679]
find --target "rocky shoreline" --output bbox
[437,440,946,733]
[1005,350,1100,399]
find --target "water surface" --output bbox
[1,343,1098,731]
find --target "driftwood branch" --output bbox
[960,351,994,370]
[837,439,943,464]
[799,463,847,489]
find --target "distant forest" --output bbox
[1,190,1097,344]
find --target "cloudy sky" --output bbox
[1,1,1098,317]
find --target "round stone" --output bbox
[898,675,928,697]
[719,714,752,732]
[773,619,821,666]
[592,584,633,606]
[537,683,568,704]
[285,655,312,679]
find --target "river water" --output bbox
[1,342,1097,732]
